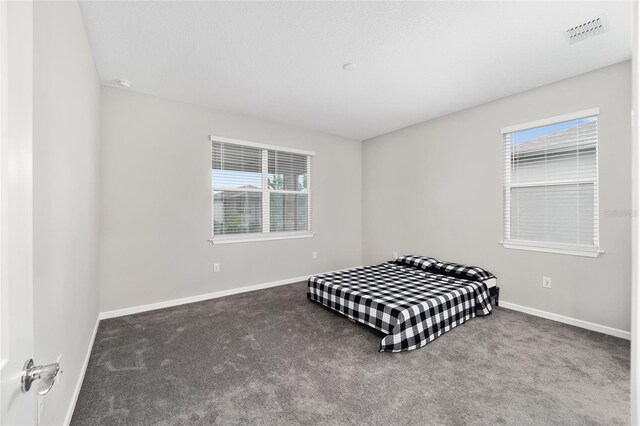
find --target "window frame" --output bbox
[500,108,602,258]
[209,135,315,244]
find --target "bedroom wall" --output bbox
[362,61,632,333]
[99,87,362,312]
[33,1,101,424]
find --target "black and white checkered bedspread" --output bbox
[307,262,492,352]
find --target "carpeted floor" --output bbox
[71,282,630,425]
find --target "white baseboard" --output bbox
[99,266,361,320]
[500,300,631,340]
[64,315,100,426]
[99,276,307,319]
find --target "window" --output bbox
[501,108,600,257]
[210,136,313,243]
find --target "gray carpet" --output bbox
[71,282,630,425]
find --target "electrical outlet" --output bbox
[213,263,221,273]
[393,252,398,260]
[542,276,552,288]
[312,251,317,260]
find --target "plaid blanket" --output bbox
[307,262,493,352]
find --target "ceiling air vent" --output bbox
[565,15,609,44]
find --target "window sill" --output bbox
[209,231,314,245]
[500,241,603,258]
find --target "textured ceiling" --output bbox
[79,1,632,140]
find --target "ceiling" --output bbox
[79,1,632,141]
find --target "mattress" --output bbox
[307,261,494,352]
[484,277,497,289]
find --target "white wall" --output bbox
[0,2,35,425]
[363,61,632,332]
[99,87,362,312]
[33,2,100,424]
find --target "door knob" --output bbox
[20,359,61,395]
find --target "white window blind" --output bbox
[502,109,599,255]
[210,136,313,243]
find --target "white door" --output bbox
[0,0,36,424]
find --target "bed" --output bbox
[307,255,497,352]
